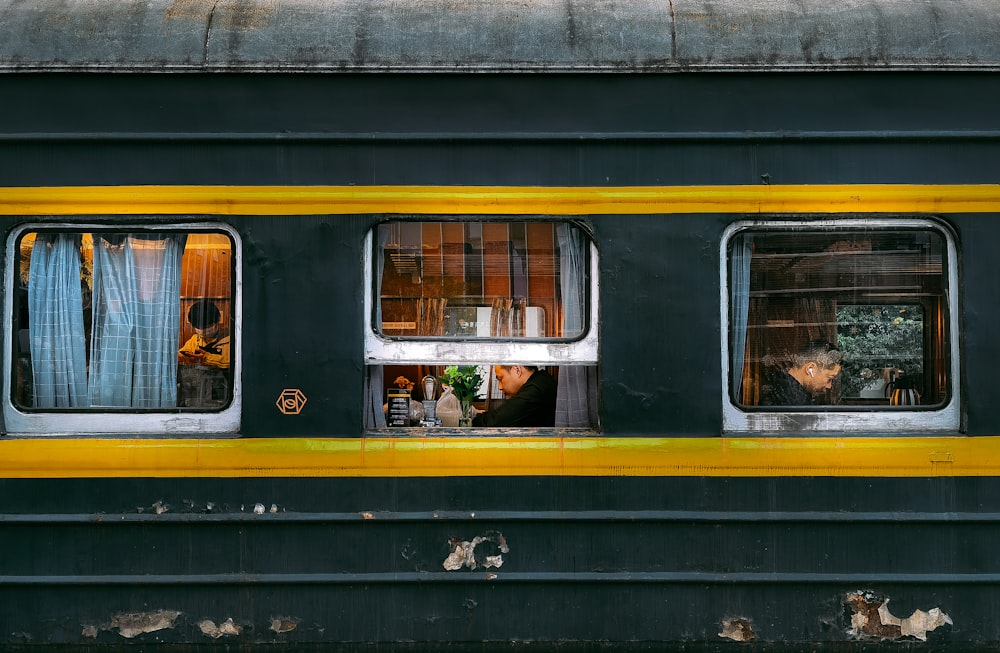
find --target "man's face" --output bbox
[194,323,221,339]
[494,365,528,397]
[805,364,842,394]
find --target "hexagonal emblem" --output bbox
[276,388,307,415]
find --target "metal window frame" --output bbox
[3,222,242,436]
[363,227,599,366]
[720,217,961,435]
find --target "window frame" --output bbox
[363,222,600,366]
[720,217,961,435]
[3,221,242,436]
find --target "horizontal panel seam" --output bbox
[1,572,995,585]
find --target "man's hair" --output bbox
[791,340,843,369]
[500,364,539,372]
[188,299,221,330]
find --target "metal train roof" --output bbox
[2,0,999,72]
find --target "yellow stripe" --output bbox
[2,184,1000,215]
[1,184,994,480]
[0,436,994,478]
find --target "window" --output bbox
[4,224,240,435]
[364,220,598,430]
[722,218,959,433]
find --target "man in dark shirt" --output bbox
[759,340,843,406]
[472,365,557,427]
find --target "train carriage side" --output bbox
[1,0,1000,650]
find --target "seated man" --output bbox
[472,365,556,427]
[178,299,230,369]
[177,299,231,408]
[759,340,843,406]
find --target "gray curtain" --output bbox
[730,234,752,402]
[555,224,597,427]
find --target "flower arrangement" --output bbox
[439,365,484,424]
[393,375,414,392]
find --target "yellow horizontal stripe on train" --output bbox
[0,437,994,478]
[1,184,1000,215]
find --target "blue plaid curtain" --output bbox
[28,234,88,408]
[88,234,185,408]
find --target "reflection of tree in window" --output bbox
[837,305,923,398]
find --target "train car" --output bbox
[1,0,999,650]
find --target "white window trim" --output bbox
[363,229,600,366]
[3,222,242,436]
[720,217,961,434]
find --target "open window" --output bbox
[364,219,598,431]
[722,218,960,434]
[4,224,240,435]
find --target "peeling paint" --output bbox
[442,531,509,571]
[270,617,299,634]
[111,610,181,639]
[198,618,242,638]
[719,617,755,641]
[846,590,952,641]
[81,625,99,639]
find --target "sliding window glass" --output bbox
[722,218,959,434]
[364,219,598,431]
[5,224,240,435]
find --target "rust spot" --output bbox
[165,0,277,28]
[270,617,299,634]
[164,0,210,20]
[111,610,181,639]
[220,0,278,29]
[846,590,952,641]
[719,617,755,642]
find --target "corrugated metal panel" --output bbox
[1,0,999,72]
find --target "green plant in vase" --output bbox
[439,365,484,426]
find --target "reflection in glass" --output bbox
[730,229,948,408]
[377,221,587,340]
